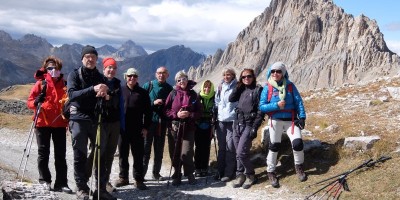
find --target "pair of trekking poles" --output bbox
[304,155,392,200]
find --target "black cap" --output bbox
[81,45,98,60]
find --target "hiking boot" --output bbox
[76,190,89,200]
[152,173,166,181]
[267,172,280,188]
[171,171,181,180]
[230,174,246,188]
[200,169,208,177]
[53,184,72,194]
[135,181,148,190]
[242,175,257,189]
[187,174,197,185]
[106,182,116,193]
[194,169,202,177]
[220,176,233,182]
[114,178,129,187]
[295,164,307,182]
[172,177,182,186]
[93,189,117,200]
[213,172,221,180]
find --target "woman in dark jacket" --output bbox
[164,70,203,186]
[194,80,215,177]
[228,68,264,189]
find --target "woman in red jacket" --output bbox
[27,56,71,193]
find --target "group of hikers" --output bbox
[27,45,307,200]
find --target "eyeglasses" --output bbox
[83,54,97,59]
[156,71,167,75]
[271,70,282,74]
[46,66,56,71]
[177,77,188,83]
[241,75,253,79]
[127,74,138,78]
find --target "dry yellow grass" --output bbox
[1,80,399,199]
[0,84,33,100]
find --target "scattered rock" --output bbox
[1,181,59,200]
[343,135,381,150]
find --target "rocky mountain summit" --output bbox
[188,0,400,91]
[0,30,205,89]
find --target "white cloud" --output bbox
[387,40,400,55]
[0,0,269,55]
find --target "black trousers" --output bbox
[35,127,68,186]
[194,126,212,170]
[143,120,167,176]
[70,120,107,191]
[118,130,145,182]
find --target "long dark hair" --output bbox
[239,68,256,87]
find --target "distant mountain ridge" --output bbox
[188,0,400,91]
[0,30,205,89]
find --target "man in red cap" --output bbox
[86,57,123,193]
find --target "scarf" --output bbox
[268,77,287,100]
[200,81,215,112]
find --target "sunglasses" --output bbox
[127,74,138,78]
[241,75,253,79]
[271,69,282,74]
[177,77,188,83]
[46,66,56,71]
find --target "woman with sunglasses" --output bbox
[259,62,307,188]
[228,69,264,189]
[27,56,72,193]
[164,70,203,186]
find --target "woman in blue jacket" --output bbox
[259,62,307,188]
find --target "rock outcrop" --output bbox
[189,0,400,91]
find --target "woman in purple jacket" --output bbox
[164,70,203,186]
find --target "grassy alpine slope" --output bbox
[1,78,399,199]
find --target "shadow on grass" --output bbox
[251,137,342,184]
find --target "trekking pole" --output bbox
[167,121,182,187]
[212,126,219,180]
[305,159,373,189]
[90,98,103,199]
[16,102,42,181]
[305,156,391,200]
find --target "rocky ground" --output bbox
[0,127,304,200]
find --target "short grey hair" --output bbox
[175,70,188,82]
[222,67,236,79]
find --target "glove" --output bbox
[34,93,45,106]
[249,128,257,139]
[295,118,305,130]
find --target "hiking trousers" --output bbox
[118,129,145,182]
[233,122,255,176]
[143,120,168,176]
[266,119,304,172]
[35,127,68,186]
[216,121,236,178]
[194,126,212,170]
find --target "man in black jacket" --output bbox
[114,68,152,190]
[67,45,116,200]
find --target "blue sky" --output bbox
[0,0,398,55]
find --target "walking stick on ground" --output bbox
[167,121,182,187]
[305,156,391,200]
[16,102,42,181]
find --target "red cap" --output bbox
[102,57,117,69]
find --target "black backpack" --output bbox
[61,67,85,120]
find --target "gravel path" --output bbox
[0,127,303,199]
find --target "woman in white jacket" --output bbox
[214,68,238,182]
